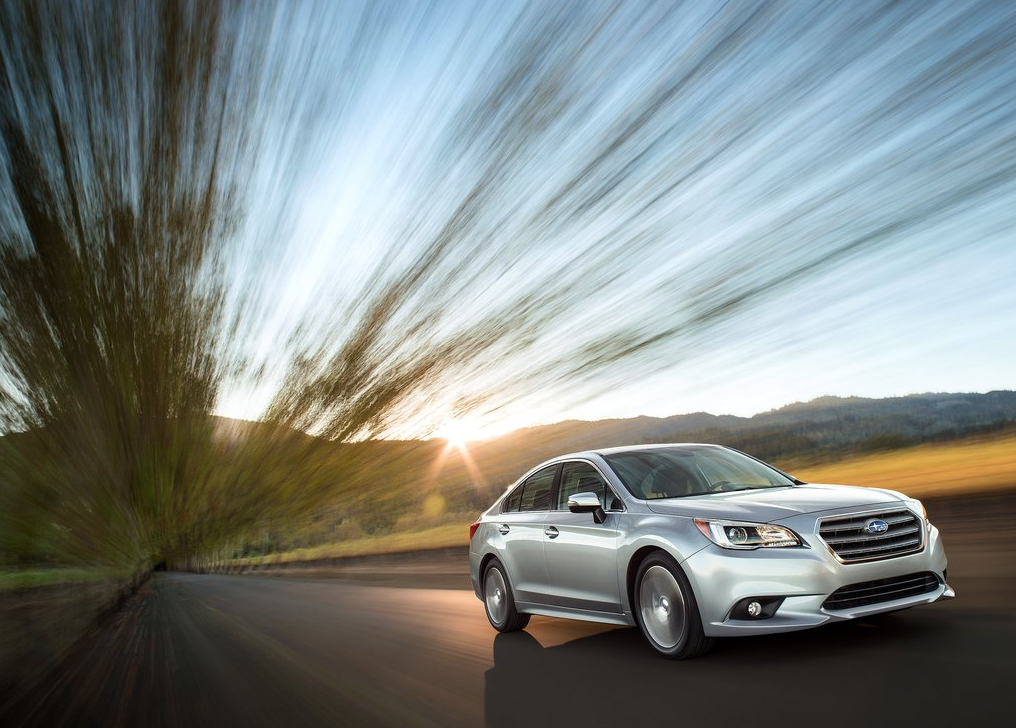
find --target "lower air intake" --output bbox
[823,572,940,610]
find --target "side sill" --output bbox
[515,601,635,627]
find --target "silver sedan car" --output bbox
[469,443,953,658]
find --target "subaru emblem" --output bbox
[864,518,889,534]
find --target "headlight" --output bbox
[906,498,930,530]
[694,518,801,549]
[908,498,928,520]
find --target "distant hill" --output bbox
[468,391,1016,472]
[716,390,1016,459]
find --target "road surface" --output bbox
[3,556,1013,728]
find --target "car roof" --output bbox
[555,442,726,460]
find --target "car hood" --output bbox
[643,483,908,523]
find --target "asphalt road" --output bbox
[3,555,1014,728]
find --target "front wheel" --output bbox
[483,558,530,632]
[634,552,713,658]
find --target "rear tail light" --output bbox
[469,522,480,540]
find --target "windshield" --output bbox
[603,446,795,499]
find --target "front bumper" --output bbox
[683,520,953,637]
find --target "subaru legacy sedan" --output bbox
[468,444,953,658]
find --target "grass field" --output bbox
[778,432,1016,499]
[0,566,136,592]
[225,523,468,566]
[219,432,1016,566]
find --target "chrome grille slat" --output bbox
[822,524,920,544]
[820,513,915,532]
[823,572,940,610]
[836,536,922,557]
[818,508,924,563]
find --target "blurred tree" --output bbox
[0,0,265,567]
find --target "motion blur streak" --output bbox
[1,0,1015,719]
[3,0,1014,561]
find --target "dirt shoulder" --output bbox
[0,572,148,710]
[201,545,473,590]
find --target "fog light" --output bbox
[730,596,784,620]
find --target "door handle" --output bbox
[499,524,510,535]
[544,526,559,539]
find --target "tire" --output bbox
[633,552,714,658]
[482,558,531,632]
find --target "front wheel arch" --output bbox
[629,549,713,658]
[626,546,672,614]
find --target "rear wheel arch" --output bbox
[482,557,530,632]
[479,551,498,582]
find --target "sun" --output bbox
[436,418,474,449]
[427,417,490,492]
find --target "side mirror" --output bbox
[568,491,606,524]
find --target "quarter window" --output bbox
[502,486,523,513]
[518,465,556,512]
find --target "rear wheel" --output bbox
[634,552,713,658]
[483,559,530,632]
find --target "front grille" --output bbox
[818,508,923,563]
[823,572,940,610]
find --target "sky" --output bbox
[210,0,1016,440]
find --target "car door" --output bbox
[495,464,557,605]
[543,460,623,613]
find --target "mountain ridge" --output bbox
[467,390,1016,458]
